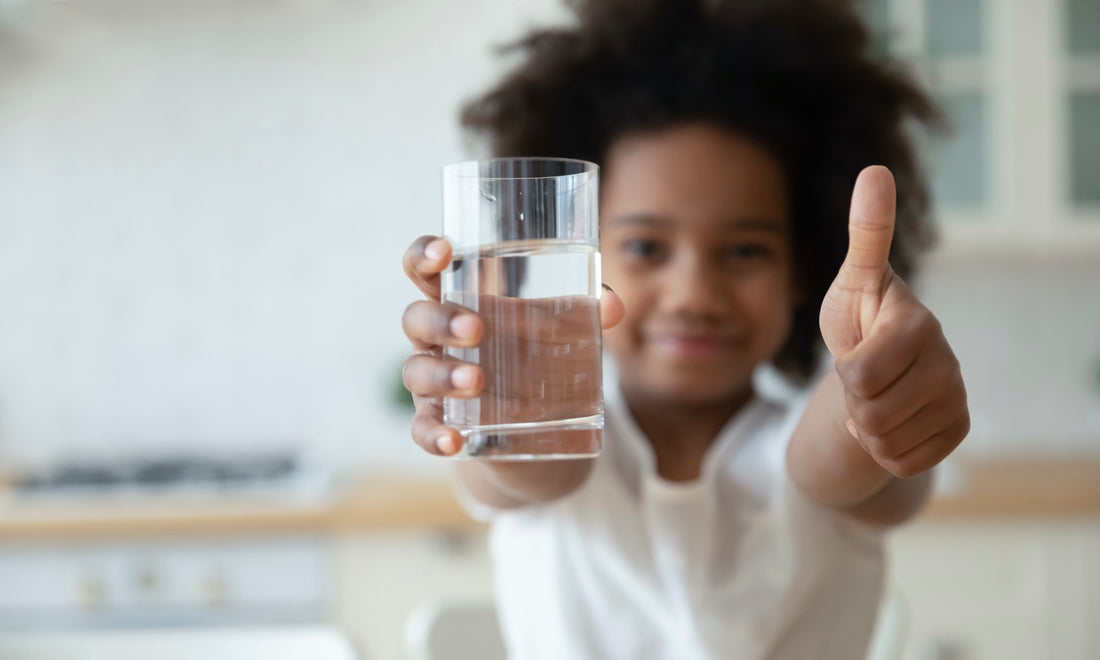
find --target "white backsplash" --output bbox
[0,0,1096,471]
[916,254,1100,456]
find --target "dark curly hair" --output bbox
[461,0,940,378]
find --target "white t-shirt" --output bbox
[458,364,886,660]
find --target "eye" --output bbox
[725,243,770,260]
[622,238,666,260]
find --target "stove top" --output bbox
[9,452,333,502]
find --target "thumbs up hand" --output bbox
[819,166,969,479]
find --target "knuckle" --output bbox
[402,355,451,397]
[878,452,924,479]
[842,359,879,398]
[957,412,972,440]
[428,361,451,391]
[401,354,419,388]
[401,355,428,394]
[404,300,451,344]
[436,303,461,338]
[410,414,442,455]
[892,461,922,479]
[401,301,421,334]
[859,406,893,435]
[911,305,936,331]
[403,235,432,271]
[879,438,907,461]
[876,456,905,478]
[861,434,893,460]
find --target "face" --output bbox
[601,123,797,407]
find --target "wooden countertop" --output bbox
[1,458,1098,541]
[0,474,482,541]
[922,457,1100,519]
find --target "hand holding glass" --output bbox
[441,158,603,460]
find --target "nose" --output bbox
[656,249,732,320]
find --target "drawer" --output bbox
[0,535,329,628]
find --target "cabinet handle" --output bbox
[76,574,106,611]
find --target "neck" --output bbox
[621,386,755,481]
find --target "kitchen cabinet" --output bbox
[332,529,493,660]
[864,0,1100,256]
[889,518,1100,660]
[2,464,1097,660]
[0,535,329,629]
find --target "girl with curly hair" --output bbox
[401,1,969,657]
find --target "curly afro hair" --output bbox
[460,0,940,378]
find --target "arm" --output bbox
[453,458,595,509]
[787,369,933,527]
[796,166,969,527]
[401,235,623,512]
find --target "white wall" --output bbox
[0,0,1096,472]
[918,255,1100,456]
[0,0,568,470]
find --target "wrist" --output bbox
[475,458,593,505]
[787,369,894,509]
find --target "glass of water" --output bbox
[441,158,602,460]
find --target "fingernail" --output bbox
[451,365,478,390]
[450,314,478,339]
[425,239,447,262]
[435,433,456,455]
[845,419,859,439]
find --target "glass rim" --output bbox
[442,157,599,181]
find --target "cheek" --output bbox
[742,271,797,340]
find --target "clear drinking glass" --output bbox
[441,158,602,460]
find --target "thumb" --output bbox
[839,165,896,289]
[600,284,625,330]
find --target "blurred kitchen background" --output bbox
[0,0,1097,658]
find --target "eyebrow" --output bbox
[610,213,788,234]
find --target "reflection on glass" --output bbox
[931,91,987,209]
[926,0,984,57]
[1066,0,1100,55]
[1070,92,1100,206]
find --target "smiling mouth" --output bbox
[650,335,738,357]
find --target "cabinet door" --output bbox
[332,529,493,660]
[888,522,1051,660]
[861,0,1100,255]
[1083,523,1100,660]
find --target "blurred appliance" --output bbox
[9,451,332,502]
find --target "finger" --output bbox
[402,354,484,399]
[411,410,463,456]
[835,290,929,399]
[854,397,963,461]
[472,294,601,346]
[600,284,625,330]
[845,344,962,437]
[839,165,896,292]
[403,235,452,301]
[873,417,970,479]
[402,300,483,351]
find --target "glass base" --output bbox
[453,415,602,461]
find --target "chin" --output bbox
[632,373,753,408]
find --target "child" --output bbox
[400,0,969,658]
